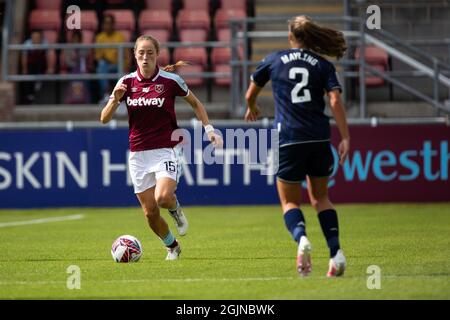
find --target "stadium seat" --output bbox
[220,0,247,11]
[211,47,243,86]
[118,30,132,42]
[141,29,171,42]
[173,47,208,65]
[139,10,173,33]
[183,0,209,11]
[29,10,61,32]
[216,28,231,41]
[176,64,205,86]
[65,11,98,43]
[35,0,62,10]
[144,0,172,11]
[355,45,389,87]
[212,64,231,86]
[176,10,210,32]
[103,9,135,33]
[215,8,246,29]
[179,29,208,42]
[157,47,170,66]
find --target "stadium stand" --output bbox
[65,10,98,43]
[35,0,62,10]
[354,45,393,99]
[2,0,449,122]
[173,47,208,86]
[28,9,61,43]
[103,9,135,41]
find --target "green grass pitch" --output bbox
[0,203,449,299]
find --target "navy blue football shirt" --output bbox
[251,48,341,146]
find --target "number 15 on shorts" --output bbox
[164,161,176,173]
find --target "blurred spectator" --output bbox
[21,30,54,104]
[62,30,92,104]
[94,13,128,103]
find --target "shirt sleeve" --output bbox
[173,74,190,97]
[324,63,342,93]
[250,54,273,87]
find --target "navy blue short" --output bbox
[276,141,334,183]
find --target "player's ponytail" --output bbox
[162,61,190,72]
[289,15,347,59]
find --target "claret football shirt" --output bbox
[112,67,189,151]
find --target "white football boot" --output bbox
[327,249,346,277]
[168,203,189,236]
[165,244,181,260]
[296,236,312,277]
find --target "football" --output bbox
[111,235,143,263]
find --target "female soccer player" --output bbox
[245,16,350,277]
[101,35,222,260]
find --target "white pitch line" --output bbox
[0,277,295,286]
[0,214,85,228]
[1,274,447,286]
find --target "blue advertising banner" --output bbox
[0,124,449,208]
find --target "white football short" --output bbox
[128,147,182,194]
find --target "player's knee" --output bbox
[155,193,174,209]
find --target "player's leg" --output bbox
[277,179,312,276]
[277,144,312,276]
[154,148,188,236]
[307,176,346,277]
[155,177,188,236]
[136,186,180,260]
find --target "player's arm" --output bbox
[328,89,350,165]
[184,90,222,147]
[244,81,263,121]
[100,83,127,124]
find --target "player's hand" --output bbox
[207,132,223,148]
[245,105,261,122]
[338,138,350,165]
[112,83,127,102]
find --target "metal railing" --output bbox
[2,0,450,118]
[228,15,450,117]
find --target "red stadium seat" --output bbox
[141,29,171,42]
[215,8,246,29]
[176,10,210,32]
[118,30,132,42]
[157,47,170,66]
[173,47,208,65]
[179,29,208,42]
[29,9,61,32]
[211,47,243,63]
[355,46,389,87]
[176,64,205,87]
[144,0,172,11]
[104,9,135,32]
[211,47,244,86]
[213,64,231,86]
[183,0,209,11]
[216,28,231,41]
[35,0,62,10]
[139,10,173,33]
[65,11,98,42]
[220,0,247,11]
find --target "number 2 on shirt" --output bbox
[289,67,312,103]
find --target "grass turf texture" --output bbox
[0,204,449,299]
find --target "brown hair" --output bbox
[134,35,189,71]
[289,15,347,59]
